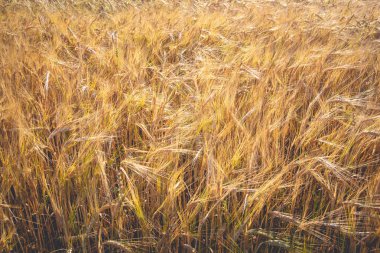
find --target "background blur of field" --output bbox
[1,0,380,252]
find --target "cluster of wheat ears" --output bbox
[0,0,380,252]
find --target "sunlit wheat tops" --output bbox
[1,0,380,252]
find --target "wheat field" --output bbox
[1,0,380,252]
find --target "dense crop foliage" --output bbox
[1,0,380,252]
